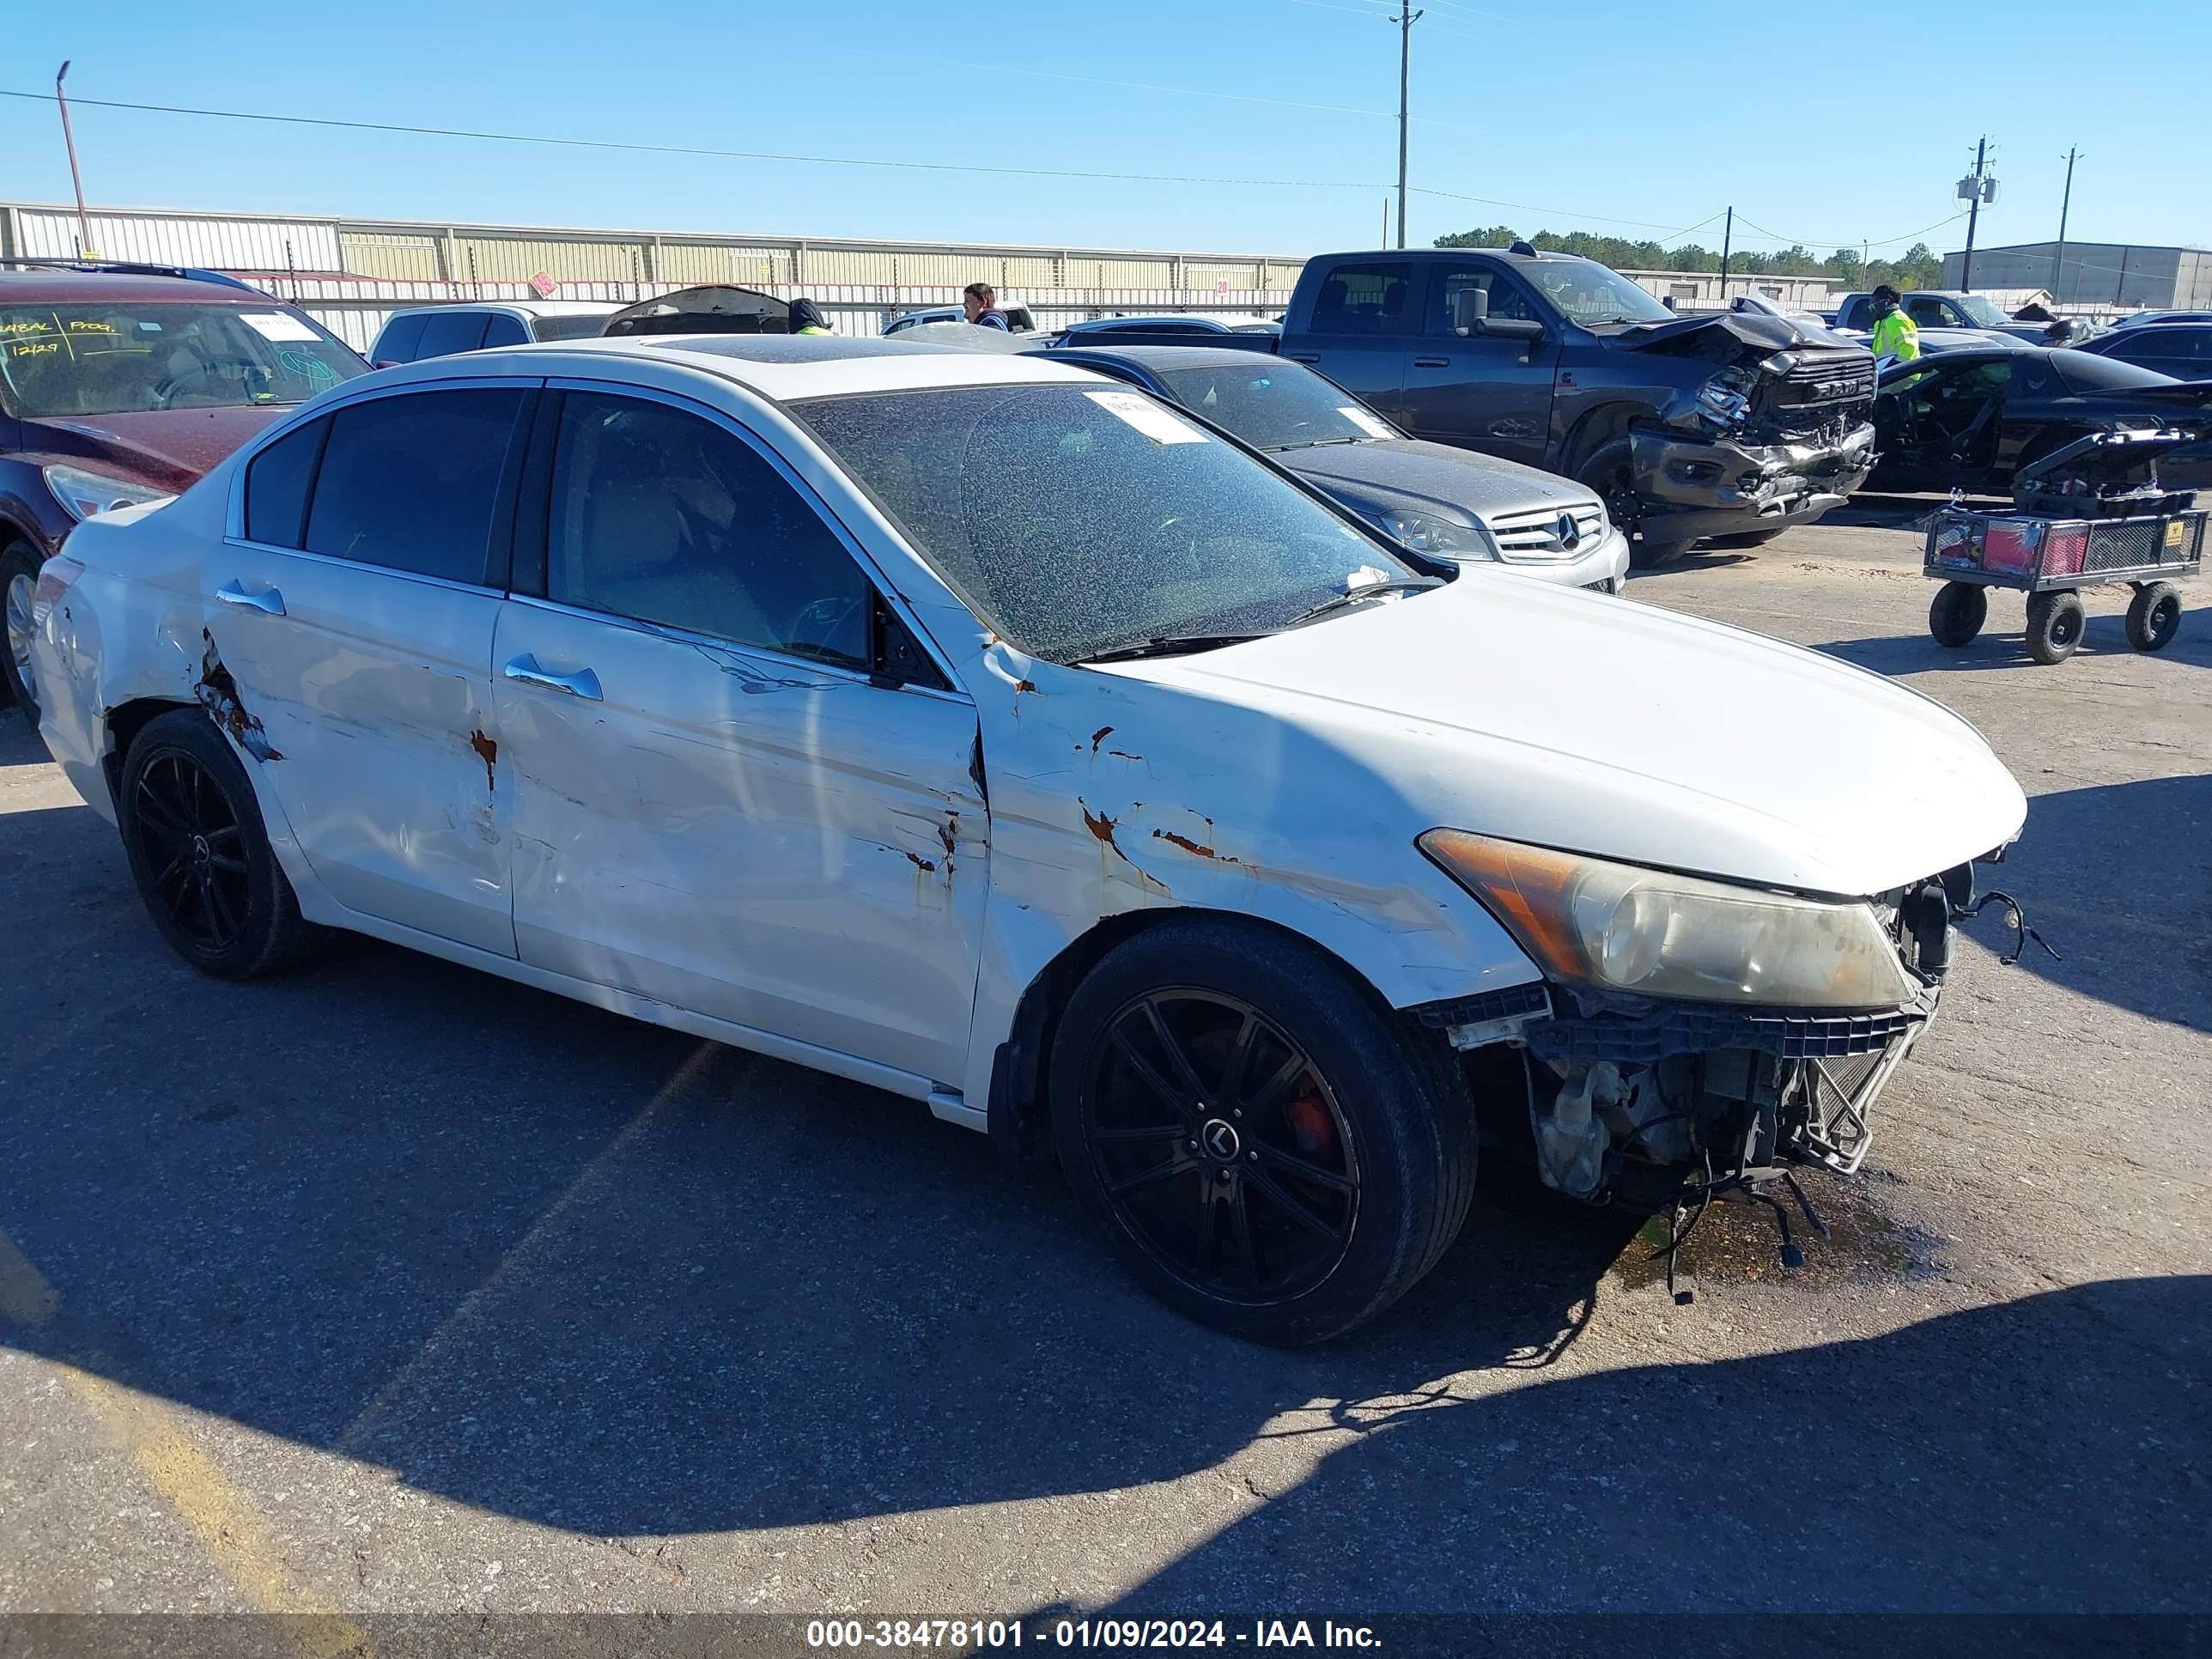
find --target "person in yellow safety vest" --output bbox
[789,297,834,337]
[1868,284,1920,363]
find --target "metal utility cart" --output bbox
[1923,428,2204,665]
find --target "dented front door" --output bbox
[196,556,514,956]
[491,600,987,1085]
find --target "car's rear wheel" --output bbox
[118,708,323,978]
[3,541,42,721]
[1049,918,1475,1345]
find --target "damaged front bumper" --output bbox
[1419,975,1936,1205]
[1630,422,1876,549]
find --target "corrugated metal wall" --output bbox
[9,207,344,271]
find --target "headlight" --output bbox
[1377,511,1495,559]
[1419,830,1918,1009]
[44,464,172,523]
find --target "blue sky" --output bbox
[3,0,2205,260]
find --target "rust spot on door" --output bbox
[1079,801,1120,849]
[469,729,498,793]
[1152,829,1239,863]
[1090,726,1115,754]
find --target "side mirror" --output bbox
[1452,286,1488,336]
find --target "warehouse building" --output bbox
[1942,240,2212,310]
[2,201,1302,349]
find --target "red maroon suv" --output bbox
[1,266,368,722]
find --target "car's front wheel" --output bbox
[3,541,42,722]
[1049,919,1476,1345]
[118,708,324,978]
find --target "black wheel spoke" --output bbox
[1088,1121,1185,1146]
[1108,1027,1199,1123]
[1246,1167,1341,1242]
[1191,1187,1219,1279]
[1242,1049,1310,1118]
[204,871,240,940]
[153,848,192,894]
[1107,1152,1192,1195]
[1217,1012,1259,1107]
[1225,1180,1261,1287]
[1136,997,1212,1107]
[136,783,188,840]
[205,853,249,876]
[1255,1145,1355,1196]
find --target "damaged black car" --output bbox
[1272,244,1878,567]
[1868,345,2212,495]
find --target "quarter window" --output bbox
[374,313,428,364]
[242,416,328,548]
[544,393,870,670]
[303,389,523,582]
[1309,262,1420,336]
[415,310,491,359]
[478,313,530,349]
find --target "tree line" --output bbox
[1433,226,1947,291]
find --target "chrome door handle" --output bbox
[216,580,285,616]
[1413,356,1449,368]
[503,653,602,701]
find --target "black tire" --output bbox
[1929,581,1988,647]
[1576,439,1680,570]
[3,540,42,721]
[2125,581,2183,653]
[1048,917,1476,1346]
[118,708,325,978]
[2025,590,2086,665]
[1703,527,1788,550]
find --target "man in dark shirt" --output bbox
[963,282,1010,331]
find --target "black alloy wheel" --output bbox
[133,749,252,953]
[1076,989,1359,1305]
[1577,439,1680,570]
[118,708,324,978]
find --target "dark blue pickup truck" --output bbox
[1270,244,1879,564]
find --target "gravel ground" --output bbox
[0,514,2205,1631]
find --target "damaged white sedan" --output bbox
[29,336,2027,1344]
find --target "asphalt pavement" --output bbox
[1,514,2206,1633]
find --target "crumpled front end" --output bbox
[1421,861,1971,1207]
[1629,337,1880,548]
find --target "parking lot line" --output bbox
[0,1224,371,1655]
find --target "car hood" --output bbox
[17,407,289,494]
[1103,573,2025,898]
[1273,438,1595,524]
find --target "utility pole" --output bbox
[1958,136,1997,290]
[1392,7,1422,248]
[2051,147,2079,297]
[1717,206,1734,299]
[54,61,95,259]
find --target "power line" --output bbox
[1732,210,1968,253]
[826,46,1403,124]
[1412,185,1728,239]
[0,86,1386,193]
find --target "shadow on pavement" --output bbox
[1816,597,2212,676]
[1062,1273,2211,1612]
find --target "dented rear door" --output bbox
[207,384,532,957]
[493,386,987,1085]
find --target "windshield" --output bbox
[1521,258,1674,326]
[1952,294,2011,328]
[0,302,364,417]
[796,383,1416,664]
[2050,351,2187,392]
[1152,362,1398,449]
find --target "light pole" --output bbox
[2051,147,2080,297]
[55,61,96,259]
[1392,7,1422,249]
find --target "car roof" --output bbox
[0,267,274,305]
[371,332,1101,401]
[382,300,619,320]
[1045,344,1282,373]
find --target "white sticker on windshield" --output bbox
[1337,405,1395,440]
[237,311,319,343]
[1084,389,1208,446]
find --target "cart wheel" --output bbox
[1929,582,1987,647]
[2125,582,2183,653]
[2026,591,2086,665]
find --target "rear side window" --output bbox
[304,389,523,582]
[1309,262,1419,335]
[243,417,328,548]
[544,392,870,668]
[415,310,491,359]
[374,313,428,364]
[526,313,610,343]
[479,313,530,349]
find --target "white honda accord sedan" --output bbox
[29,335,2027,1343]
